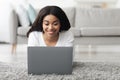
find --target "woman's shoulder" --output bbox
[60,30,73,37]
[58,30,74,46]
[29,31,42,36]
[60,30,74,42]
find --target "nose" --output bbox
[48,24,54,30]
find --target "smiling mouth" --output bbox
[47,31,55,34]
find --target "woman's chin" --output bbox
[47,32,54,35]
[47,32,58,37]
[47,33,54,37]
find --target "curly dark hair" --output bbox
[27,6,71,37]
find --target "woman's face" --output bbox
[42,14,60,37]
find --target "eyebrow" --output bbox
[43,20,59,23]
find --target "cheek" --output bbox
[42,25,47,30]
[57,25,61,31]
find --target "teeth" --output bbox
[48,31,54,32]
[48,31,54,34]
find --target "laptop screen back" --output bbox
[27,47,73,74]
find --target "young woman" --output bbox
[27,6,74,47]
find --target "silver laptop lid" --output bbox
[28,47,73,75]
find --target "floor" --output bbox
[0,44,120,63]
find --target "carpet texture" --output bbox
[0,62,120,80]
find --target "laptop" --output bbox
[27,47,73,75]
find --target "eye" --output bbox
[44,22,49,26]
[45,23,49,26]
[53,22,59,26]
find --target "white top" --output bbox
[28,30,74,47]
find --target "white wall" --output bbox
[27,0,118,8]
[116,0,120,8]
[1,0,119,8]
[28,0,76,8]
[8,0,76,9]
[74,0,118,8]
